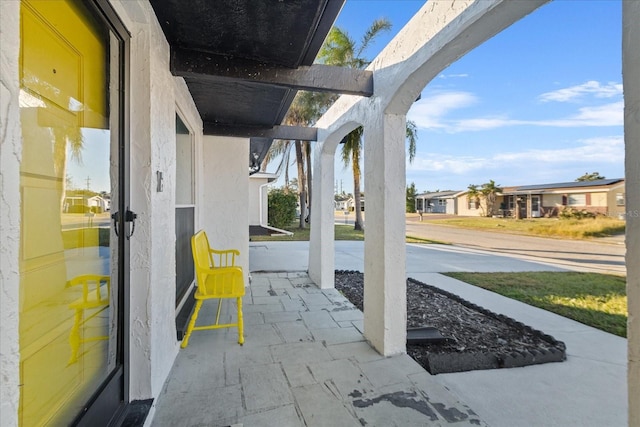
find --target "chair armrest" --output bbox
[209,248,240,256]
[209,248,240,267]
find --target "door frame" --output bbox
[71,1,131,424]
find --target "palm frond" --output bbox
[356,18,392,61]
[406,120,418,163]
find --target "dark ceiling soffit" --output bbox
[172,49,373,97]
[204,124,318,141]
[301,0,346,65]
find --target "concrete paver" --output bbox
[240,363,293,412]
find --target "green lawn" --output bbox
[443,271,627,337]
[424,216,625,239]
[251,224,444,244]
[250,224,364,241]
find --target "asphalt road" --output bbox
[406,216,626,275]
[335,212,626,275]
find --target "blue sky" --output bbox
[70,1,624,197]
[331,0,623,194]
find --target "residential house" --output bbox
[334,193,352,210]
[415,191,459,214]
[2,1,639,427]
[454,179,626,219]
[249,172,278,229]
[502,179,626,219]
[455,190,489,217]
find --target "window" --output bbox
[567,194,586,206]
[438,199,446,206]
[616,193,625,206]
[176,114,193,205]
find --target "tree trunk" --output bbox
[295,140,307,229]
[352,148,363,231]
[304,141,312,221]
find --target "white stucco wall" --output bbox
[200,136,250,282]
[0,2,22,425]
[624,1,640,425]
[112,0,198,400]
[249,175,270,226]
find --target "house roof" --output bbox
[249,172,279,183]
[415,191,460,199]
[509,178,624,193]
[148,0,353,172]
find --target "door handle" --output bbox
[111,208,138,239]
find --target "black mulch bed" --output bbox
[335,270,567,375]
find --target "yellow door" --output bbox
[19,0,115,425]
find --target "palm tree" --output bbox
[261,139,293,191]
[467,180,502,217]
[467,184,481,213]
[340,126,364,229]
[319,21,421,230]
[283,91,327,228]
[480,180,502,217]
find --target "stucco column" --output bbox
[309,136,336,289]
[363,111,407,356]
[623,1,640,425]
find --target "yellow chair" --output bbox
[67,275,110,364]
[181,230,245,348]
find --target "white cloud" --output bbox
[410,90,623,132]
[547,101,624,127]
[539,81,622,103]
[451,117,521,132]
[409,136,623,176]
[438,73,469,79]
[407,154,489,175]
[448,101,623,131]
[407,91,476,130]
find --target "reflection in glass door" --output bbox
[19,0,124,424]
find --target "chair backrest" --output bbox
[192,230,213,271]
[67,275,110,306]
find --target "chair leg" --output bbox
[215,298,222,325]
[237,297,244,345]
[68,308,83,364]
[181,299,203,348]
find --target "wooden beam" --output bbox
[204,123,318,141]
[172,48,373,97]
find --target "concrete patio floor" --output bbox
[152,272,485,426]
[151,242,627,426]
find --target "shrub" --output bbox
[268,188,297,229]
[559,207,596,220]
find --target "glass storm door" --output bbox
[19,0,126,424]
[531,196,541,217]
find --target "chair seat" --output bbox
[194,267,245,299]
